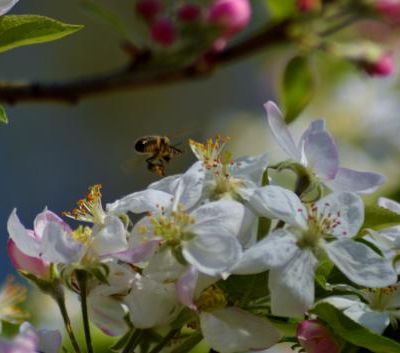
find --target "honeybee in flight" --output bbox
[134,135,183,176]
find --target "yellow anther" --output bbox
[195,286,227,312]
[71,226,92,244]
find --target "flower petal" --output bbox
[176,266,199,310]
[7,239,49,278]
[125,276,181,329]
[7,209,41,258]
[40,220,83,263]
[91,216,128,256]
[249,186,307,228]
[182,232,242,277]
[148,174,181,194]
[232,229,298,274]
[378,197,400,214]
[299,120,339,180]
[0,0,19,15]
[173,161,205,210]
[324,239,397,288]
[269,249,317,317]
[112,239,160,264]
[264,101,301,161]
[34,209,71,237]
[231,154,269,186]
[316,192,364,238]
[37,329,62,353]
[327,167,386,194]
[189,199,245,238]
[200,307,281,353]
[106,189,173,215]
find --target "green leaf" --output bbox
[0,15,83,54]
[281,55,315,123]
[266,0,297,19]
[0,105,8,124]
[363,205,400,230]
[312,302,400,353]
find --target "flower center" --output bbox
[71,225,92,245]
[147,205,195,245]
[63,184,105,224]
[364,285,400,311]
[297,202,343,249]
[195,286,227,312]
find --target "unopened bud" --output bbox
[150,18,178,47]
[135,0,163,21]
[297,0,321,12]
[207,0,251,37]
[375,0,400,23]
[297,320,341,353]
[178,4,202,23]
[364,52,395,76]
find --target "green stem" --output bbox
[121,329,144,353]
[149,329,179,353]
[53,289,82,353]
[169,332,203,353]
[76,270,94,353]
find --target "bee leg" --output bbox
[170,145,183,154]
[145,156,156,163]
[162,155,171,163]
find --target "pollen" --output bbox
[195,286,227,312]
[63,184,104,223]
[189,135,231,170]
[71,225,92,244]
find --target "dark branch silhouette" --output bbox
[0,20,290,105]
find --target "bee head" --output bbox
[134,138,148,153]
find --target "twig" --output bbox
[0,20,290,105]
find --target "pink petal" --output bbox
[297,320,341,353]
[111,239,161,263]
[176,266,199,311]
[7,239,49,279]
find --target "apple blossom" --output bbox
[233,186,397,316]
[322,283,400,334]
[265,101,386,194]
[150,18,178,47]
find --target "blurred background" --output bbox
[1,1,400,352]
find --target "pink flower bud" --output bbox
[364,52,395,76]
[297,0,321,12]
[207,0,251,37]
[375,0,400,23]
[8,239,50,279]
[178,4,202,23]
[297,320,341,353]
[150,18,178,47]
[135,0,163,21]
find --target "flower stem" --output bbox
[122,329,144,353]
[149,329,179,353]
[76,270,94,353]
[53,289,82,353]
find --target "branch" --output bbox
[0,20,290,105]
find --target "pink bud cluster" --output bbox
[134,0,251,49]
[375,0,400,24]
[297,320,341,353]
[297,0,321,12]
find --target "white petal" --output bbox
[299,120,339,180]
[269,249,317,317]
[91,216,128,256]
[106,189,173,215]
[182,233,242,277]
[249,186,307,228]
[176,266,199,310]
[40,221,83,263]
[34,209,71,237]
[322,296,390,334]
[324,239,397,288]
[148,174,181,194]
[88,290,128,336]
[264,101,301,161]
[37,329,62,353]
[125,276,181,329]
[231,154,269,186]
[378,197,400,214]
[327,167,386,194]
[143,248,186,282]
[189,199,245,238]
[200,307,281,353]
[173,161,205,210]
[0,0,19,15]
[7,209,41,258]
[232,230,298,274]
[315,192,364,238]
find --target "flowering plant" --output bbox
[1,99,399,353]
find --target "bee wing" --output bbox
[120,156,143,175]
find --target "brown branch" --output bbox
[0,20,291,105]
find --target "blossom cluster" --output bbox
[2,101,400,353]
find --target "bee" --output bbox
[134,135,183,176]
